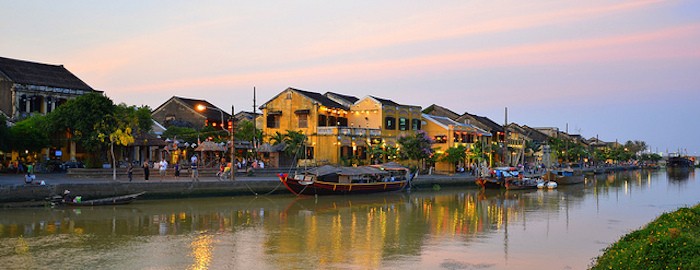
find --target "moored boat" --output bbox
[504,178,539,190]
[544,169,584,185]
[476,167,519,189]
[53,191,146,206]
[666,153,693,173]
[278,163,413,196]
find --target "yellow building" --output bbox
[421,114,492,174]
[259,88,422,166]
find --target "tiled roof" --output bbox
[174,96,232,121]
[325,92,359,104]
[459,112,504,132]
[293,88,348,109]
[369,96,399,106]
[422,104,460,120]
[0,56,94,91]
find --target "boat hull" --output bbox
[475,178,505,189]
[59,192,146,206]
[279,174,407,195]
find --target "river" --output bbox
[0,169,697,269]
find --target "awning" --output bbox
[267,110,282,116]
[294,109,310,114]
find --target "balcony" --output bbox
[317,126,381,137]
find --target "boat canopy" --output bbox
[304,165,390,177]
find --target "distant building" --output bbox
[152,96,232,130]
[0,56,100,121]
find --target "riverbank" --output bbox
[590,203,700,269]
[0,172,479,206]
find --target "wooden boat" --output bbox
[56,192,146,206]
[278,163,412,196]
[543,169,584,185]
[666,153,693,173]
[504,178,539,190]
[475,167,519,189]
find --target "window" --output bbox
[318,114,327,127]
[411,119,421,130]
[338,117,348,127]
[385,117,396,130]
[328,116,337,126]
[305,146,314,159]
[266,115,279,128]
[434,135,447,144]
[298,114,308,128]
[399,117,408,131]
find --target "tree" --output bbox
[97,104,140,180]
[268,131,285,145]
[235,120,262,143]
[9,115,50,154]
[282,130,307,161]
[47,93,115,166]
[0,115,11,152]
[441,145,467,172]
[398,130,434,170]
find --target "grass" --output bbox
[590,204,700,269]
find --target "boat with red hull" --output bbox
[278,163,412,196]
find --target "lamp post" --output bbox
[196,104,235,180]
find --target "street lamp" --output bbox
[196,104,235,180]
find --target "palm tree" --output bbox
[269,131,285,145]
[282,130,307,160]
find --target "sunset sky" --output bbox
[3,1,699,155]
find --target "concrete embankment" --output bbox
[0,172,477,206]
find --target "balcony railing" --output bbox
[317,126,381,137]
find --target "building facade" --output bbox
[0,56,99,122]
[421,114,491,173]
[259,88,423,166]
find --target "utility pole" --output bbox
[231,105,235,180]
[252,86,257,160]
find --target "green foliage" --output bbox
[234,120,262,143]
[441,145,467,166]
[134,105,153,133]
[268,131,285,145]
[47,92,115,152]
[0,115,11,152]
[398,131,434,161]
[283,130,307,159]
[640,153,663,162]
[591,204,700,269]
[9,115,50,153]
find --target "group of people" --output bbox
[122,155,269,182]
[125,155,202,182]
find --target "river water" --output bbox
[0,169,697,270]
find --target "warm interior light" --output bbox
[196,104,206,111]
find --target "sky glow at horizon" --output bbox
[2,1,699,155]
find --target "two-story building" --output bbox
[421,113,491,173]
[0,56,100,122]
[259,87,423,166]
[0,56,101,162]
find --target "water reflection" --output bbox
[0,169,698,269]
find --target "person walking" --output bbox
[143,159,150,180]
[159,159,168,180]
[127,162,133,182]
[190,159,199,182]
[174,161,180,179]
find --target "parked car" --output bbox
[60,161,85,171]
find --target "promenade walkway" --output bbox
[0,171,478,205]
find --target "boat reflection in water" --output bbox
[0,169,698,269]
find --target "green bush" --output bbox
[591,204,700,269]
